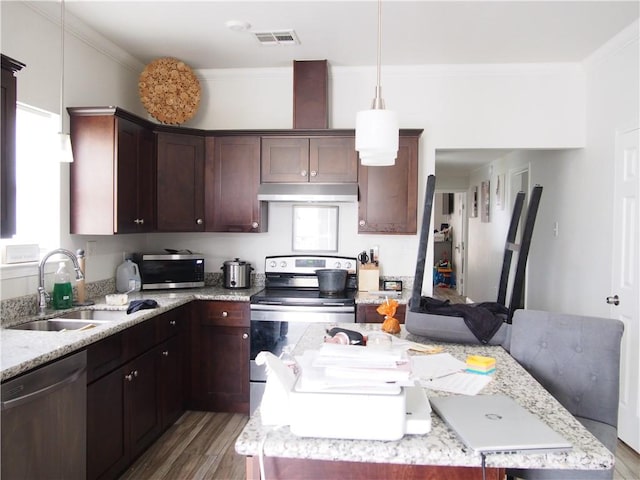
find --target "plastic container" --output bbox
[52,262,73,309]
[116,259,141,293]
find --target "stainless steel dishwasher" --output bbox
[1,350,87,480]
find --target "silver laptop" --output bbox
[430,394,572,454]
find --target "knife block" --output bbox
[358,264,379,292]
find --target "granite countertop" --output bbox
[1,286,407,382]
[234,323,614,472]
[0,286,261,382]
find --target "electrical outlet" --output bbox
[553,222,559,237]
[86,241,97,257]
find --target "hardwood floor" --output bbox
[121,411,639,480]
[433,285,468,304]
[119,411,248,480]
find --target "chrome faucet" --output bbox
[38,248,84,315]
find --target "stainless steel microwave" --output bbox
[132,252,205,290]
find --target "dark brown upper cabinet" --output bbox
[261,136,358,184]
[1,55,25,239]
[156,132,205,232]
[204,136,267,233]
[358,134,420,234]
[69,107,156,234]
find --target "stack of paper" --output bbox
[295,344,413,393]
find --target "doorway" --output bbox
[433,191,466,296]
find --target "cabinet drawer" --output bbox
[123,319,157,361]
[199,301,249,327]
[87,333,124,383]
[155,307,186,343]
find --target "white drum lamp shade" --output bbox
[356,109,399,166]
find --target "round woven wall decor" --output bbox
[138,57,201,125]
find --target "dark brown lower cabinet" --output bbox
[86,307,187,480]
[87,365,127,480]
[356,303,407,324]
[158,335,184,429]
[87,348,160,480]
[190,301,250,413]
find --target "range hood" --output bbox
[257,183,358,202]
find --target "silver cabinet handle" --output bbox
[300,170,307,177]
[125,373,133,382]
[310,170,317,177]
[196,218,203,225]
[162,350,169,357]
[251,221,259,229]
[359,220,366,226]
[169,320,176,326]
[242,333,248,339]
[221,311,228,317]
[133,370,138,377]
[606,295,620,306]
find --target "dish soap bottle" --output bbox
[52,262,73,309]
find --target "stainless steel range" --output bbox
[249,254,358,414]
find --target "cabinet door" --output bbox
[358,136,418,234]
[87,368,127,480]
[1,59,19,239]
[156,133,205,231]
[136,127,156,232]
[198,324,250,413]
[115,119,142,234]
[261,137,309,183]
[309,137,358,183]
[205,136,266,232]
[158,336,184,430]
[125,348,161,460]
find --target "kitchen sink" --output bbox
[10,309,126,331]
[54,309,126,321]
[9,319,111,332]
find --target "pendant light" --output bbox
[355,0,398,167]
[59,0,73,163]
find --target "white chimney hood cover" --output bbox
[257,183,358,202]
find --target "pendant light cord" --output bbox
[372,0,385,109]
[60,0,65,135]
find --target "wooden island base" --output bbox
[246,456,505,480]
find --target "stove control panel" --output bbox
[265,255,357,275]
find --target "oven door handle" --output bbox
[250,303,355,313]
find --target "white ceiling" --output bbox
[52,1,638,70]
[34,1,639,173]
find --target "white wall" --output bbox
[2,2,608,303]
[528,23,639,317]
[461,21,639,315]
[1,2,147,298]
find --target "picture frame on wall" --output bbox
[495,174,505,210]
[481,180,490,222]
[471,186,478,218]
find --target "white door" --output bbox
[454,193,466,297]
[612,127,639,452]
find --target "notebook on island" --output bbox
[430,394,572,454]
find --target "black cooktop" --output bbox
[250,288,357,306]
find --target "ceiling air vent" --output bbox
[252,30,300,46]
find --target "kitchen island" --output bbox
[235,323,613,480]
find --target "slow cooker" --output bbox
[222,258,253,289]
